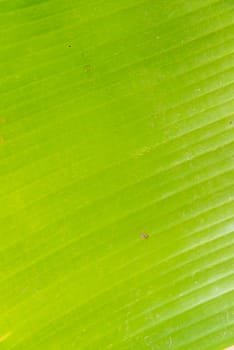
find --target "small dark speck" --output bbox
[68,45,72,48]
[229,121,233,125]
[84,64,92,73]
[141,233,149,239]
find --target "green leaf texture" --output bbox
[0,0,233,349]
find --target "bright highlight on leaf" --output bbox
[0,0,233,349]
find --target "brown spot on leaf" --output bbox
[141,233,149,239]
[84,64,92,73]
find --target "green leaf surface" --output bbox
[0,0,233,349]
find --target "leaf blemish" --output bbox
[0,332,12,343]
[141,233,149,239]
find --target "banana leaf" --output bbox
[0,0,233,349]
